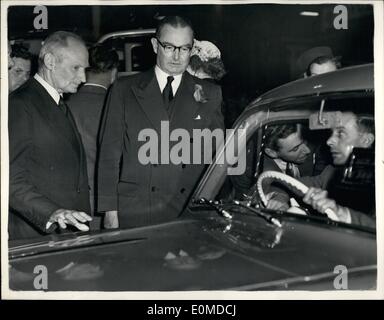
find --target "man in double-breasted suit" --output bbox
[98,16,224,229]
[8,31,92,240]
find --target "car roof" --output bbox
[97,29,156,44]
[248,64,373,109]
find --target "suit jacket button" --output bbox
[77,188,81,193]
[151,186,156,192]
[180,188,186,194]
[181,164,186,169]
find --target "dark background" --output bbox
[8,3,374,122]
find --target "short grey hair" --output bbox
[38,31,85,69]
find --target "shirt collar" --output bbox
[273,158,299,176]
[34,73,61,104]
[273,158,296,172]
[154,65,183,95]
[83,83,108,90]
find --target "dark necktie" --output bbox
[58,97,68,116]
[162,76,174,111]
[286,162,296,178]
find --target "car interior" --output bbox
[208,93,375,227]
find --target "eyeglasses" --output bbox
[156,38,192,55]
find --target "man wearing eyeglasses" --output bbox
[98,16,224,229]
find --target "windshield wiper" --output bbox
[197,198,233,219]
[233,200,282,228]
[196,198,282,228]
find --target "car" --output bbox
[8,64,376,291]
[96,29,156,77]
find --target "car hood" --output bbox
[8,211,376,291]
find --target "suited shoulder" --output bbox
[113,69,154,88]
[8,79,37,109]
[188,73,221,92]
[9,78,35,98]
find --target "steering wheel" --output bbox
[256,171,339,221]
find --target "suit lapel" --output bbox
[30,79,81,157]
[169,72,199,132]
[132,69,169,134]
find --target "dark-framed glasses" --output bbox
[156,38,192,55]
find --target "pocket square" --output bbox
[194,115,202,120]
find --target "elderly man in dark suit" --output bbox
[8,31,92,240]
[98,16,224,229]
[67,45,119,226]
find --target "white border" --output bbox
[1,0,383,300]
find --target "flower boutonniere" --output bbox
[193,84,208,103]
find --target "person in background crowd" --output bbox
[306,55,340,77]
[8,31,92,240]
[98,16,224,229]
[9,43,33,93]
[296,46,341,78]
[67,44,119,229]
[8,41,14,70]
[186,40,226,82]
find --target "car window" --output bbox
[100,35,155,76]
[201,93,375,230]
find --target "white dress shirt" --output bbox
[154,65,183,96]
[34,73,61,105]
[273,158,300,178]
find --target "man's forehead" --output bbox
[277,131,301,149]
[60,43,88,63]
[335,112,357,129]
[159,25,193,41]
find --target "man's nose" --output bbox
[172,48,180,60]
[327,135,335,146]
[79,70,86,83]
[303,143,311,154]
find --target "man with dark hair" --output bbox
[9,43,33,92]
[98,16,224,229]
[306,56,340,77]
[296,46,340,78]
[67,44,119,226]
[263,123,311,177]
[232,123,311,205]
[155,15,194,39]
[9,31,92,239]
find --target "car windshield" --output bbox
[197,93,375,231]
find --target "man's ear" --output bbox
[361,133,375,148]
[43,53,56,70]
[264,147,278,159]
[151,38,158,54]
